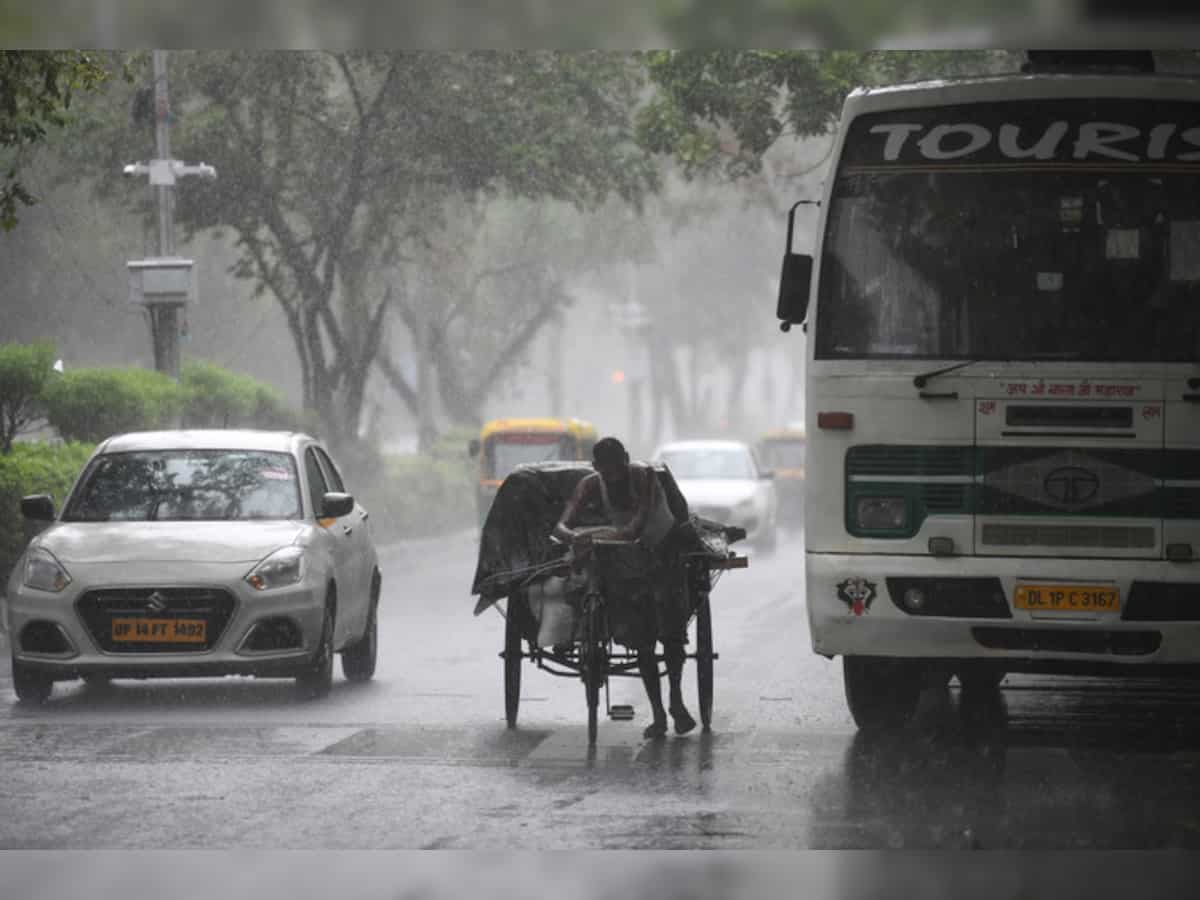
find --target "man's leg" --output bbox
[664,640,696,735]
[639,641,667,738]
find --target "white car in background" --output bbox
[652,440,779,552]
[4,430,381,704]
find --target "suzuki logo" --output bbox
[145,591,168,613]
[1043,466,1100,505]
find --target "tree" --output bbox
[0,341,55,453]
[654,0,1035,48]
[77,51,658,445]
[637,50,1010,179]
[0,51,108,230]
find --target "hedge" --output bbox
[180,360,303,430]
[37,360,306,445]
[42,367,183,444]
[0,441,95,590]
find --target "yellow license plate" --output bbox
[111,618,207,643]
[1013,584,1120,612]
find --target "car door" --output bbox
[314,444,374,637]
[304,445,358,644]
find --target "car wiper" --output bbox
[912,360,980,390]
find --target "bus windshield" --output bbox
[816,99,1200,362]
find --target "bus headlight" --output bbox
[854,496,908,531]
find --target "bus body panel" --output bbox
[803,72,1200,673]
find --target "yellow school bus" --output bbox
[757,425,806,526]
[468,418,599,524]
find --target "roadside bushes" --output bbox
[179,360,304,430]
[37,358,304,444]
[43,367,182,443]
[0,441,94,588]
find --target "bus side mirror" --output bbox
[777,252,812,332]
[467,439,481,458]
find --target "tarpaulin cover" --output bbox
[470,460,738,615]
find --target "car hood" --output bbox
[36,521,306,564]
[675,479,759,508]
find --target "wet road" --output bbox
[4,530,1200,849]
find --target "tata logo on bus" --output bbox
[1043,466,1101,506]
[864,121,1200,164]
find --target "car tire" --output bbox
[12,658,53,705]
[843,656,922,733]
[296,594,335,700]
[341,572,379,683]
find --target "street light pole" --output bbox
[122,50,216,381]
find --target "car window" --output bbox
[658,447,757,480]
[62,450,302,522]
[314,446,346,493]
[304,448,330,512]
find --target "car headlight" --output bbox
[854,496,909,531]
[245,546,305,591]
[23,548,72,593]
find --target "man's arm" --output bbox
[553,475,596,545]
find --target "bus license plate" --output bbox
[111,618,207,643]
[1014,585,1120,613]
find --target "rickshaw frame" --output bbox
[497,538,746,745]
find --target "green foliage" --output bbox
[639,50,1010,178]
[71,51,661,438]
[41,368,183,444]
[0,340,55,453]
[180,359,301,430]
[0,50,109,230]
[655,0,1034,48]
[0,440,93,588]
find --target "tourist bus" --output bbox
[776,55,1200,729]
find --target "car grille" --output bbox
[76,587,236,653]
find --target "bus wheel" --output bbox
[843,656,922,733]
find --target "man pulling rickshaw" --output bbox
[470,434,748,745]
[553,437,697,738]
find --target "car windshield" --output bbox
[63,450,302,522]
[490,437,569,480]
[816,99,1200,362]
[659,448,757,480]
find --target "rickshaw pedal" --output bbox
[609,704,635,720]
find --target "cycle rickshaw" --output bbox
[470,461,748,745]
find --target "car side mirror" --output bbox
[21,494,54,521]
[467,438,481,458]
[320,492,355,518]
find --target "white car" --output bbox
[652,440,779,551]
[4,430,380,704]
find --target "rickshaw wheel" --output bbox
[504,596,523,729]
[582,599,603,746]
[695,594,714,731]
